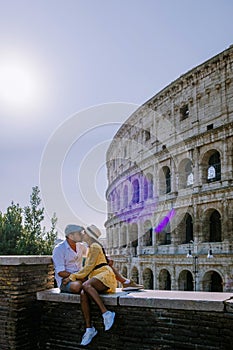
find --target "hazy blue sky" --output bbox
[0,0,232,236]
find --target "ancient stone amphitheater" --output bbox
[105,45,233,292]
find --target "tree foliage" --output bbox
[0,202,23,254]
[0,186,58,255]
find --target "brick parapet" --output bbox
[37,288,233,350]
[0,256,54,350]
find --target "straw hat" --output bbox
[85,224,102,240]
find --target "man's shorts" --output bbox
[60,281,72,293]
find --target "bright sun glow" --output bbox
[0,54,42,113]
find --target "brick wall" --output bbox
[37,288,233,350]
[0,256,54,350]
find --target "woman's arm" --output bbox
[69,244,101,281]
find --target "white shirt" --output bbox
[52,240,87,288]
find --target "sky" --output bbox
[0,0,232,237]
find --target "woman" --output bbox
[67,224,117,346]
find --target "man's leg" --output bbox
[60,280,82,293]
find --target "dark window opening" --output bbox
[185,215,193,243]
[165,168,171,193]
[180,105,189,121]
[207,152,221,182]
[209,211,221,242]
[145,130,151,141]
[143,228,153,246]
[132,179,140,204]
[207,124,213,130]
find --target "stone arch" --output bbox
[178,212,194,244]
[143,268,154,289]
[202,270,223,292]
[112,226,119,248]
[157,220,171,245]
[158,269,171,290]
[129,223,138,256]
[132,178,140,204]
[159,166,171,194]
[200,149,222,183]
[202,208,222,242]
[120,225,127,248]
[178,158,193,189]
[178,270,193,291]
[123,185,128,208]
[143,172,154,200]
[108,226,114,248]
[146,173,154,199]
[131,266,139,284]
[122,266,128,279]
[143,220,153,246]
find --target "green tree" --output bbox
[0,202,23,254]
[15,186,58,255]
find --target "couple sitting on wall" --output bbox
[52,224,143,346]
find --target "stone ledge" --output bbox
[225,298,233,313]
[119,290,233,312]
[37,288,233,312]
[37,288,128,305]
[0,255,52,265]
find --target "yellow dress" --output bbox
[69,242,117,293]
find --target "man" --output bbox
[52,224,86,293]
[52,224,144,293]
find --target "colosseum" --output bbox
[105,45,233,292]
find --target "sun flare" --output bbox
[0,54,42,112]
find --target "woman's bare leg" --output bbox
[80,289,92,328]
[82,278,108,314]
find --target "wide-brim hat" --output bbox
[85,224,102,240]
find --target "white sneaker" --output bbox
[103,311,115,331]
[80,327,97,346]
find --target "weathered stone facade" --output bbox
[105,45,233,292]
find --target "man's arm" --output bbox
[58,270,71,278]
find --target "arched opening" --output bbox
[178,158,193,189]
[178,270,193,291]
[143,268,153,289]
[207,151,221,182]
[129,223,138,257]
[202,271,223,292]
[143,177,148,201]
[158,222,171,245]
[159,269,171,290]
[165,167,171,193]
[131,266,139,284]
[203,209,222,242]
[185,214,193,243]
[209,210,222,242]
[123,185,128,208]
[159,166,171,194]
[147,173,154,199]
[122,266,127,279]
[132,179,140,204]
[120,226,127,248]
[143,220,153,246]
